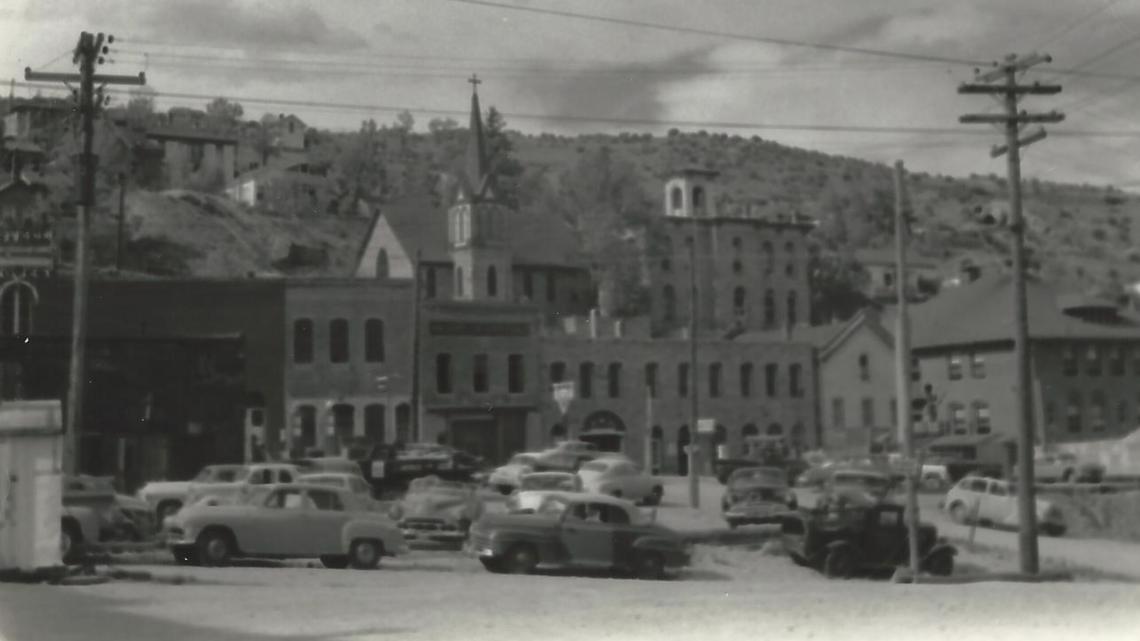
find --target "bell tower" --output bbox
[448,75,514,301]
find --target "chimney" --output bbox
[589,308,599,339]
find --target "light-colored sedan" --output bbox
[166,483,408,569]
[942,476,1066,536]
[506,473,583,513]
[488,452,543,494]
[577,459,663,505]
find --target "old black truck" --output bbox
[350,442,484,495]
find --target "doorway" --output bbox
[677,425,691,476]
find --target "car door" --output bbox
[306,489,350,555]
[245,488,311,555]
[985,481,1017,525]
[560,501,615,568]
[865,506,907,565]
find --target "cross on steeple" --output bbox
[468,74,481,91]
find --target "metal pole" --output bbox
[893,160,921,581]
[410,249,423,442]
[645,389,654,472]
[688,225,700,508]
[1004,66,1040,575]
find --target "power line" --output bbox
[15,78,1140,139]
[439,0,988,67]
[1027,0,1125,51]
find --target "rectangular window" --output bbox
[550,361,566,384]
[473,354,489,393]
[579,362,594,399]
[789,364,803,398]
[765,363,778,397]
[608,363,622,399]
[1091,392,1106,431]
[948,354,963,381]
[858,354,870,382]
[508,354,524,393]
[739,363,753,398]
[832,398,845,429]
[1062,346,1078,377]
[292,319,313,364]
[436,354,452,394]
[364,318,385,363]
[974,402,991,434]
[969,353,985,378]
[1066,392,1082,433]
[329,319,349,363]
[645,363,658,398]
[950,403,966,434]
[709,363,721,398]
[1109,345,1124,376]
[861,397,875,428]
[678,363,689,398]
[1086,345,1102,377]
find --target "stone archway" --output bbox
[581,410,625,452]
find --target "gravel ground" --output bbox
[3,546,1136,641]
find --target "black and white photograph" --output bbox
[1,1,1139,639]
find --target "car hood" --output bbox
[401,492,475,518]
[138,481,191,497]
[115,494,151,512]
[491,464,531,479]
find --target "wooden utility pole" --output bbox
[410,248,423,443]
[26,33,145,475]
[892,160,921,581]
[959,53,1063,575]
[688,224,700,508]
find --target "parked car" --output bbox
[298,472,381,507]
[166,483,408,569]
[182,463,302,508]
[781,494,956,579]
[160,487,274,532]
[64,475,157,542]
[488,450,585,495]
[60,504,100,564]
[293,457,368,477]
[506,473,583,513]
[390,475,485,544]
[721,466,796,529]
[354,443,484,493]
[552,440,600,457]
[919,462,952,491]
[136,464,247,522]
[577,458,664,505]
[827,468,897,499]
[468,492,690,579]
[942,476,1067,536]
[1023,451,1106,484]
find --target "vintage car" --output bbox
[354,443,484,493]
[136,464,247,522]
[487,450,584,494]
[577,458,663,505]
[506,473,582,513]
[59,475,158,563]
[60,505,101,564]
[182,463,302,507]
[1018,451,1106,484]
[166,483,407,569]
[721,466,796,528]
[390,476,485,544]
[160,487,274,532]
[298,472,376,499]
[468,492,690,579]
[942,476,1067,536]
[781,493,957,579]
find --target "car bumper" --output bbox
[724,506,788,523]
[401,528,467,543]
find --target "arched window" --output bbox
[607,362,622,398]
[455,266,464,298]
[579,362,594,399]
[364,318,385,362]
[733,286,745,312]
[763,289,776,327]
[663,285,676,323]
[292,318,314,364]
[0,281,36,335]
[670,186,683,210]
[787,291,797,326]
[364,403,385,442]
[742,423,759,437]
[375,249,389,279]
[487,265,498,298]
[297,405,317,447]
[329,318,349,363]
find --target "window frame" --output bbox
[328,318,350,364]
[364,318,385,363]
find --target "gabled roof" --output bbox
[904,272,1140,350]
[818,308,895,361]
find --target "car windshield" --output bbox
[579,461,608,473]
[194,466,244,483]
[732,468,786,486]
[408,476,469,494]
[521,475,576,491]
[509,454,538,466]
[833,473,890,490]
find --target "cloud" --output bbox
[139,0,367,53]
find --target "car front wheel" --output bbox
[197,529,234,566]
[60,519,82,565]
[923,550,954,577]
[321,555,349,569]
[503,544,538,575]
[349,539,382,570]
[949,503,970,524]
[634,551,666,580]
[823,546,856,579]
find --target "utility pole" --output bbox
[410,248,423,443]
[959,53,1063,575]
[116,172,126,271]
[688,224,700,508]
[892,160,921,581]
[26,33,145,475]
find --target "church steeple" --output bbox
[461,74,496,203]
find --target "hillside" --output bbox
[85,128,1140,297]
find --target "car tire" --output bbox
[924,550,954,577]
[321,555,349,569]
[196,528,234,567]
[156,500,182,523]
[480,558,506,574]
[348,539,383,570]
[788,552,809,567]
[503,544,538,575]
[60,519,83,565]
[949,503,970,524]
[634,551,666,580]
[823,546,856,579]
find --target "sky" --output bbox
[3,0,1140,188]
